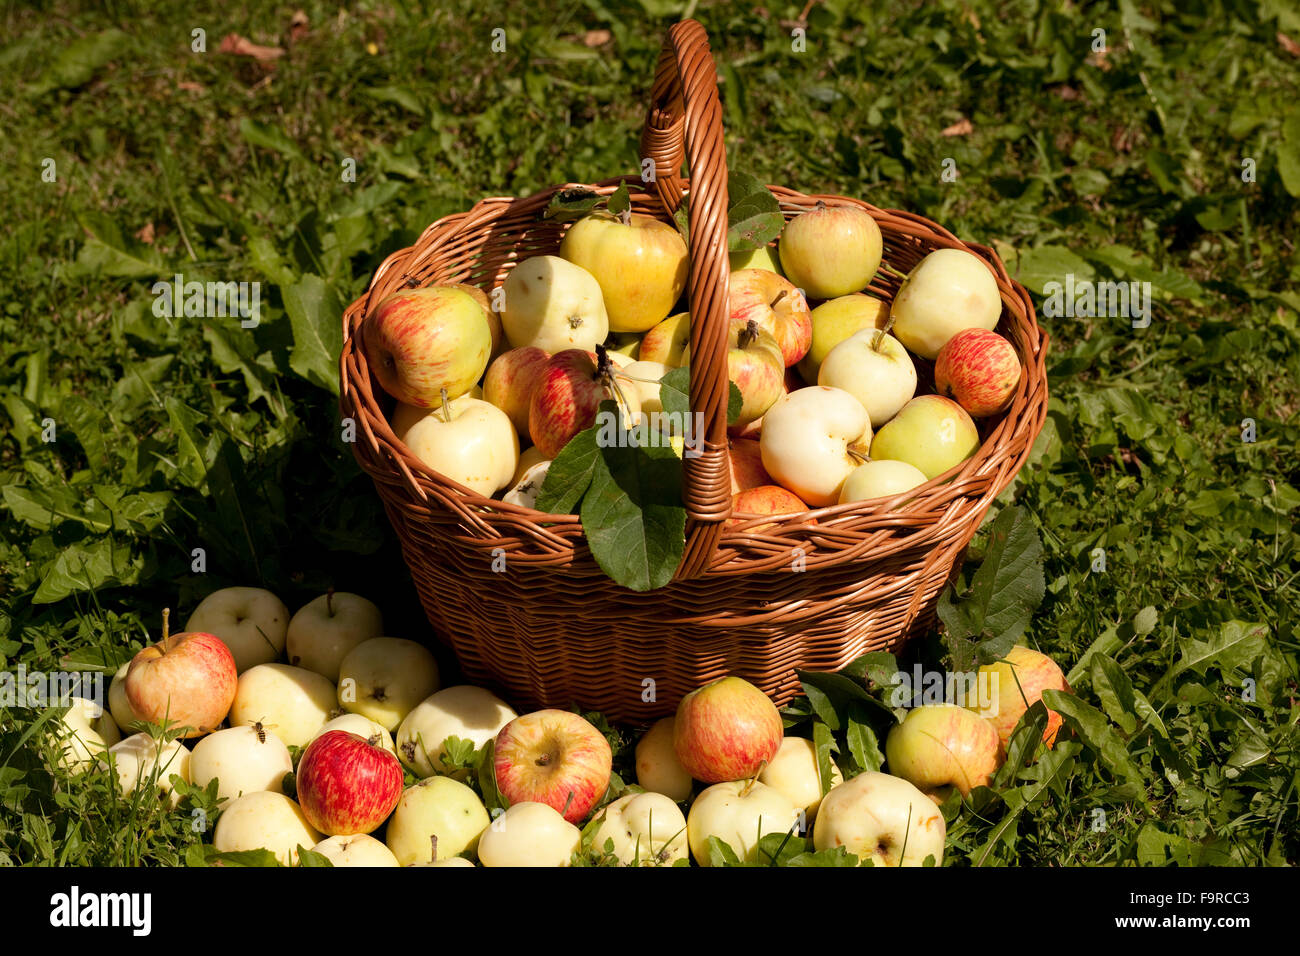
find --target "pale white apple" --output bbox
[890,248,1002,360]
[813,771,946,866]
[838,459,929,505]
[213,791,322,867]
[385,776,491,866]
[592,792,688,866]
[285,591,384,682]
[501,255,609,353]
[189,724,293,805]
[501,458,551,509]
[758,736,843,822]
[510,445,548,487]
[51,697,119,772]
[311,713,397,759]
[395,685,517,778]
[817,329,917,428]
[616,360,669,420]
[477,802,581,867]
[103,733,192,807]
[686,780,799,866]
[634,717,693,803]
[108,662,143,733]
[311,833,400,867]
[410,856,475,868]
[229,663,337,748]
[338,637,440,731]
[759,387,872,506]
[392,397,520,497]
[184,586,289,674]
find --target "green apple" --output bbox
[813,771,945,866]
[885,705,1003,801]
[729,243,781,274]
[592,792,689,866]
[869,395,979,479]
[608,332,641,359]
[686,780,798,866]
[838,459,929,504]
[638,312,690,367]
[385,775,491,865]
[778,202,882,299]
[559,211,688,333]
[966,645,1071,749]
[478,802,581,867]
[392,396,520,498]
[890,248,1002,360]
[797,293,890,384]
[817,329,917,428]
[338,637,440,731]
[501,255,609,354]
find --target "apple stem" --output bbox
[769,289,788,310]
[738,319,761,350]
[429,834,438,863]
[739,761,767,798]
[326,587,335,617]
[871,309,898,353]
[161,607,169,644]
[848,447,871,464]
[618,206,631,227]
[561,790,576,819]
[439,388,451,424]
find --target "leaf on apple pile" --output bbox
[295,846,334,867]
[726,171,785,253]
[605,181,631,217]
[937,505,1046,674]
[657,366,743,427]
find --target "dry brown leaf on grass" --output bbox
[581,29,611,47]
[177,81,204,93]
[941,117,973,137]
[289,10,310,43]
[1279,32,1300,57]
[219,34,285,62]
[135,223,155,244]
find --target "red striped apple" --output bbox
[885,705,1003,802]
[559,211,688,333]
[729,485,807,530]
[890,248,1002,359]
[483,345,550,439]
[729,269,813,367]
[759,386,873,506]
[493,709,612,823]
[935,327,1022,418]
[673,676,783,783]
[296,730,404,836]
[124,628,237,738]
[966,645,1071,748]
[683,320,784,431]
[364,286,492,407]
[869,394,979,479]
[778,202,883,299]
[528,349,640,459]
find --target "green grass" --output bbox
[1,0,1297,865]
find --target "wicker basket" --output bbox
[338,20,1048,723]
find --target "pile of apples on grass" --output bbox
[364,198,1024,516]
[52,585,1071,866]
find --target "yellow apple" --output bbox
[797,293,890,384]
[779,202,883,299]
[890,248,1002,360]
[639,312,690,367]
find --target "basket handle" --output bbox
[638,19,731,580]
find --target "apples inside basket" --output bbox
[337,19,1047,722]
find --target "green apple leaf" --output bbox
[706,836,743,867]
[1041,690,1147,787]
[295,846,334,867]
[1089,654,1139,736]
[535,426,602,515]
[606,181,631,217]
[283,273,343,396]
[845,703,886,773]
[543,187,602,221]
[658,366,743,428]
[784,846,861,867]
[811,722,837,799]
[726,172,784,253]
[938,506,1045,673]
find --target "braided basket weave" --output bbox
[338,20,1048,722]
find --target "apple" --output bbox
[103,733,191,807]
[966,645,1071,749]
[817,328,917,428]
[183,587,289,674]
[592,792,689,866]
[392,396,520,497]
[446,282,504,361]
[483,345,550,439]
[869,395,980,479]
[759,736,843,822]
[686,780,798,866]
[410,856,475,868]
[778,202,883,299]
[638,312,690,367]
[311,833,400,867]
[759,386,872,506]
[229,663,337,748]
[813,771,946,866]
[728,437,771,493]
[189,724,293,805]
[682,320,785,431]
[934,327,1022,418]
[311,713,397,759]
[635,717,693,802]
[729,243,781,274]
[108,662,143,733]
[51,697,119,772]
[396,685,518,778]
[385,776,491,865]
[616,359,670,421]
[478,802,581,867]
[124,629,237,738]
[559,211,688,333]
[501,255,609,354]
[885,705,1003,802]
[296,730,404,835]
[213,791,322,867]
[510,445,548,486]
[838,459,929,504]
[284,590,384,683]
[364,285,492,406]
[797,293,890,384]
[501,457,551,509]
[338,637,440,731]
[890,248,1002,360]
[674,676,783,784]
[729,269,813,368]
[608,331,641,359]
[528,349,640,459]
[494,709,612,823]
[729,485,807,530]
